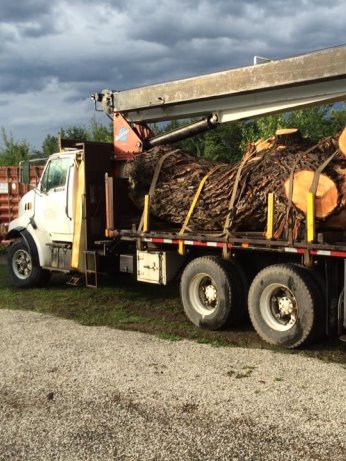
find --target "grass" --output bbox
[0,262,260,348]
[158,332,182,341]
[0,262,345,364]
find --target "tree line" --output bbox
[0,104,345,166]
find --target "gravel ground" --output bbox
[0,309,345,461]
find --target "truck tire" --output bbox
[290,264,326,341]
[7,239,51,288]
[180,256,245,330]
[248,264,320,348]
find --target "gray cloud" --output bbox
[0,0,58,40]
[0,0,345,148]
[0,0,53,21]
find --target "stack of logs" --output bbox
[125,127,346,239]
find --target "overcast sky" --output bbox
[0,0,345,149]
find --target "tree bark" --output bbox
[339,126,346,158]
[125,128,346,238]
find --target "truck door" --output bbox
[82,142,112,249]
[34,154,75,242]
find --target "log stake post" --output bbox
[105,173,114,237]
[306,192,315,243]
[222,241,231,260]
[143,194,150,232]
[178,240,185,256]
[266,192,274,240]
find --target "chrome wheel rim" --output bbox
[260,283,298,331]
[12,249,32,280]
[189,273,218,316]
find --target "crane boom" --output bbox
[93,45,346,158]
[97,45,346,124]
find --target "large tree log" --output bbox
[284,171,338,218]
[125,127,346,238]
[339,126,346,157]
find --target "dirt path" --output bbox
[0,309,345,461]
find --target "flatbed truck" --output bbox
[5,46,346,348]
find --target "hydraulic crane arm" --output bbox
[93,45,346,158]
[96,46,346,123]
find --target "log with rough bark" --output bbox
[125,126,346,238]
[339,126,346,157]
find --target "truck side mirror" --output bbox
[20,161,30,185]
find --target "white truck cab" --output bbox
[7,150,80,286]
[34,152,76,241]
[6,141,112,288]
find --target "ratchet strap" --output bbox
[178,164,224,255]
[138,149,181,232]
[306,149,338,243]
[309,149,338,195]
[222,150,257,258]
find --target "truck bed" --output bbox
[105,227,346,259]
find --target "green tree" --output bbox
[330,102,346,132]
[0,128,31,166]
[239,119,259,148]
[255,114,285,140]
[42,134,59,157]
[286,105,334,140]
[237,104,345,149]
[203,122,243,163]
[89,117,113,143]
[60,125,90,141]
[59,117,113,144]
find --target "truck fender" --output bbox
[7,227,48,268]
[19,229,40,266]
[6,226,26,240]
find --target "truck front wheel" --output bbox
[248,264,320,348]
[180,256,245,330]
[7,239,51,288]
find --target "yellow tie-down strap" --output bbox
[178,164,223,255]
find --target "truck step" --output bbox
[66,273,85,286]
[84,250,98,289]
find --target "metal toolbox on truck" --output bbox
[136,250,183,285]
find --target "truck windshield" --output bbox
[40,157,71,193]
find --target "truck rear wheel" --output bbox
[180,256,245,330]
[248,264,320,348]
[7,239,51,288]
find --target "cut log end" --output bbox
[284,171,338,219]
[275,128,302,146]
[338,126,346,158]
